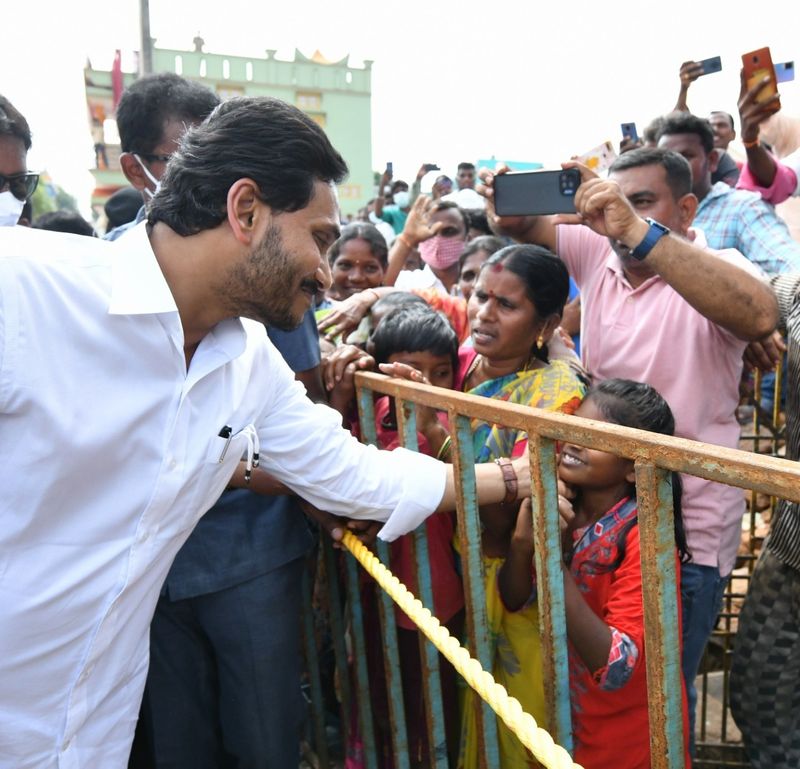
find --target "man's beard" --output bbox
[222,224,316,331]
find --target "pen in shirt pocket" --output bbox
[218,425,233,463]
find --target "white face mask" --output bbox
[393,190,410,208]
[0,190,25,227]
[133,154,162,200]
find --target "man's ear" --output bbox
[677,192,698,231]
[119,152,147,192]
[226,178,266,245]
[708,148,721,175]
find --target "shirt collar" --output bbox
[108,221,178,315]
[697,181,731,212]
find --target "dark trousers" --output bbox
[730,550,800,768]
[141,557,306,769]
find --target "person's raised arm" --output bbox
[738,69,784,191]
[478,166,558,252]
[383,195,443,286]
[674,60,703,113]
[559,163,778,342]
[374,168,392,219]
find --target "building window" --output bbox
[296,91,322,111]
[199,58,207,77]
[222,59,230,79]
[346,71,353,85]
[174,55,183,75]
[246,61,254,81]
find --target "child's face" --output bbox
[387,351,455,389]
[331,237,385,299]
[558,398,635,490]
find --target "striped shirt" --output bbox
[767,273,800,570]
[695,182,800,275]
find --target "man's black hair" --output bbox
[434,200,469,236]
[711,110,736,131]
[609,147,693,201]
[457,161,475,172]
[371,306,458,371]
[33,210,95,237]
[0,95,32,150]
[466,209,492,236]
[148,96,348,236]
[328,223,389,268]
[656,112,716,155]
[115,73,220,154]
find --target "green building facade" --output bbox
[85,39,373,217]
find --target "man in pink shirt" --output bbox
[483,147,778,748]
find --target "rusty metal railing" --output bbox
[302,370,800,769]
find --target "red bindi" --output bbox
[491,263,504,273]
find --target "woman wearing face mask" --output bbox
[384,196,469,296]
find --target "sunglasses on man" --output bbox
[0,172,40,202]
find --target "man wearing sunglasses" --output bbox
[0,95,38,227]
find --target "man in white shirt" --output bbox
[0,96,524,769]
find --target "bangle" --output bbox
[494,457,518,505]
[396,233,415,250]
[436,435,452,461]
[364,288,380,305]
[743,137,760,149]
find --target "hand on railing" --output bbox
[300,499,382,548]
[743,330,785,373]
[322,344,375,422]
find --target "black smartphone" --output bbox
[699,55,722,75]
[493,169,581,217]
[423,163,440,172]
[385,161,393,175]
[776,61,795,83]
[621,122,639,142]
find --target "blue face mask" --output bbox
[0,190,25,226]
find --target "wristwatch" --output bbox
[630,218,670,261]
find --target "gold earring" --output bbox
[536,334,544,349]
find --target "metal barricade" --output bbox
[301,369,800,769]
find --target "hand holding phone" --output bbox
[621,123,639,143]
[423,163,440,172]
[493,169,581,217]
[742,47,781,114]
[385,161,393,177]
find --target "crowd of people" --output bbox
[1,55,799,769]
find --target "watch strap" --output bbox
[494,457,518,505]
[630,218,669,261]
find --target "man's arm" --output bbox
[674,60,703,112]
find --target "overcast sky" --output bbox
[3,0,798,214]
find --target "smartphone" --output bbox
[576,141,617,174]
[742,47,781,112]
[776,61,795,83]
[385,161,393,175]
[699,55,722,76]
[423,163,440,172]
[621,122,639,143]
[493,169,581,217]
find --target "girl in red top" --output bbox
[499,379,691,769]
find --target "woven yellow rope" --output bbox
[341,530,583,769]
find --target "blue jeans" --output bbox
[680,563,729,753]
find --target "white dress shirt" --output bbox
[0,223,445,768]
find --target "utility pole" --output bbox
[139,0,153,75]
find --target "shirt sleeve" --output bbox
[266,307,321,372]
[595,526,646,686]
[736,154,799,205]
[769,273,800,328]
[734,196,800,274]
[255,345,447,541]
[554,223,607,288]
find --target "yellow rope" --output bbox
[341,530,583,769]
